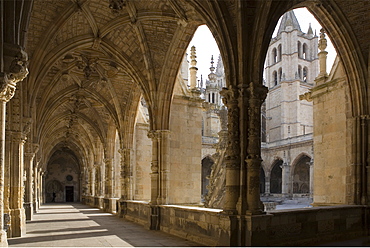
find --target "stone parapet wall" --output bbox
[250,205,368,246]
[159,205,228,246]
[120,201,369,246]
[122,200,152,228]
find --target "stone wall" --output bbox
[159,205,229,246]
[121,200,152,228]
[133,123,152,201]
[120,201,368,246]
[248,206,367,246]
[312,60,350,205]
[169,95,203,204]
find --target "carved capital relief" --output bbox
[103,158,112,166]
[0,44,29,102]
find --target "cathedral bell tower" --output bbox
[264,10,318,142]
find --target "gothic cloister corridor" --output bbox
[7,204,200,247]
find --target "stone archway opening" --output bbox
[45,147,81,203]
[293,155,311,194]
[201,156,214,200]
[270,160,283,194]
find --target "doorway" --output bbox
[66,186,74,202]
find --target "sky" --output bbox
[187,7,336,84]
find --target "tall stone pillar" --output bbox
[9,131,27,237]
[147,132,159,205]
[24,143,38,220]
[33,166,39,212]
[148,130,170,205]
[264,173,270,195]
[220,86,240,214]
[146,130,170,230]
[309,158,314,200]
[41,171,45,204]
[245,82,268,214]
[119,148,132,201]
[281,161,291,197]
[90,167,95,196]
[0,41,28,246]
[98,163,104,197]
[104,159,113,198]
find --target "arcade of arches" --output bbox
[1,0,370,246]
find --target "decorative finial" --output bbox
[318,28,327,52]
[307,23,313,35]
[318,28,328,77]
[190,46,197,68]
[189,46,198,89]
[210,55,215,73]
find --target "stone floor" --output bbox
[8,203,202,247]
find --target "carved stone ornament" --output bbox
[0,44,29,102]
[109,0,126,12]
[220,86,240,169]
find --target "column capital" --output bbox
[103,158,112,164]
[147,129,170,140]
[25,143,39,157]
[246,81,268,102]
[220,86,239,106]
[0,44,29,102]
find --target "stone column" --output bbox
[147,130,170,230]
[147,132,159,205]
[220,86,240,214]
[104,158,113,198]
[245,82,268,214]
[41,171,45,204]
[281,161,291,197]
[309,158,314,200]
[104,158,116,212]
[90,167,95,197]
[9,131,27,237]
[33,166,39,212]
[0,43,28,245]
[119,148,132,201]
[158,130,170,205]
[24,143,38,220]
[264,173,270,195]
[147,130,170,205]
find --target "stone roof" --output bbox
[277,10,302,35]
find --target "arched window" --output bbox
[270,160,283,194]
[297,41,302,58]
[298,65,302,79]
[272,48,277,64]
[302,43,308,60]
[303,67,308,82]
[208,93,211,102]
[293,155,311,194]
[212,93,215,103]
[278,68,283,82]
[278,44,282,61]
[201,157,214,198]
[273,71,278,86]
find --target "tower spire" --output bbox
[307,23,313,36]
